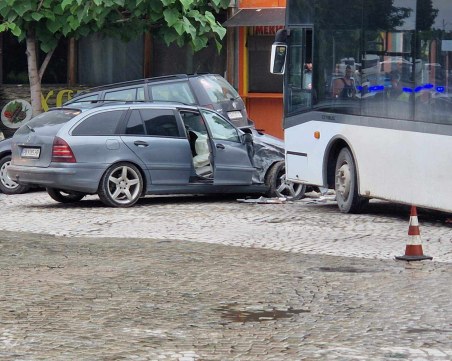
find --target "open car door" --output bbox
[200,109,254,185]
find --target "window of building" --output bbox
[1,32,68,84]
[248,34,283,93]
[78,33,143,86]
[151,37,226,76]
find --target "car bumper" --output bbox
[7,164,104,193]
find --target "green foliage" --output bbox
[0,0,229,53]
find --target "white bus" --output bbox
[270,0,452,214]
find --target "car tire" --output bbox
[0,154,30,195]
[47,188,86,203]
[265,161,306,200]
[334,148,368,213]
[98,162,143,207]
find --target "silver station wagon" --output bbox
[8,103,305,207]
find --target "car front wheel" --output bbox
[266,161,306,200]
[47,188,85,203]
[98,162,143,207]
[0,155,30,195]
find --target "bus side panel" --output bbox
[285,119,452,213]
[285,120,340,186]
[351,126,452,212]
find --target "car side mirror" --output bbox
[242,133,253,144]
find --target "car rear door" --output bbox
[121,108,193,185]
[200,109,254,185]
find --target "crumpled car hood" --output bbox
[240,127,285,184]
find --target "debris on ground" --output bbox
[237,196,287,204]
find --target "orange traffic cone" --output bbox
[395,206,432,261]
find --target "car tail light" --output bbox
[52,137,76,163]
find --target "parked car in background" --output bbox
[8,103,305,207]
[65,73,253,128]
[0,138,29,194]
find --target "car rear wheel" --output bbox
[0,155,30,195]
[98,162,143,207]
[47,188,86,203]
[266,161,306,200]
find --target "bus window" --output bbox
[414,34,452,126]
[315,29,361,115]
[286,28,313,114]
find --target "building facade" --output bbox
[224,0,286,138]
[0,3,286,139]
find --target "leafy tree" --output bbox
[416,0,438,31]
[0,0,229,115]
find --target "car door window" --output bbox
[140,109,180,137]
[137,87,145,101]
[201,109,240,142]
[68,93,99,106]
[72,110,125,135]
[149,82,196,104]
[104,88,138,102]
[125,110,145,135]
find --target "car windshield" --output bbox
[14,109,81,135]
[200,75,240,103]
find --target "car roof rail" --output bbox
[73,74,193,97]
[72,73,219,98]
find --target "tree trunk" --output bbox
[26,28,43,116]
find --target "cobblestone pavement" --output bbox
[0,192,451,360]
[0,192,451,262]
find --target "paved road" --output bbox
[0,192,451,360]
[0,192,450,262]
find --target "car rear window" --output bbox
[15,109,81,135]
[199,75,240,103]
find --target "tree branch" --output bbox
[38,47,56,81]
[37,0,45,11]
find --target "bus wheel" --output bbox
[334,148,367,213]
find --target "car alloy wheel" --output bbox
[98,162,143,207]
[0,155,30,194]
[266,161,306,200]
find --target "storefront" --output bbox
[0,27,227,137]
[224,1,286,139]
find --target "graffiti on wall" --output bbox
[41,89,76,111]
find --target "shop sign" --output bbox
[252,26,284,36]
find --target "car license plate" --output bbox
[21,147,40,159]
[227,111,243,120]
